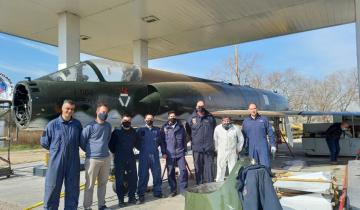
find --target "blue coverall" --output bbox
[162,120,188,193]
[108,127,138,202]
[40,116,82,210]
[241,114,275,169]
[186,110,216,184]
[136,126,165,197]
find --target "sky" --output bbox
[0,23,357,84]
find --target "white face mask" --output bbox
[342,128,347,131]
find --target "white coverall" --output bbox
[214,124,244,182]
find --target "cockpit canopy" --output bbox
[38,59,142,82]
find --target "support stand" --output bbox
[0,100,14,178]
[274,117,295,158]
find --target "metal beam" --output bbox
[355,0,360,101]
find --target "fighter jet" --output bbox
[12,59,289,129]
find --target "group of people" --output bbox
[40,99,277,210]
[187,101,276,185]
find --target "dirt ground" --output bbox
[0,149,47,166]
[0,149,88,167]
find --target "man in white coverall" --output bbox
[214,116,244,182]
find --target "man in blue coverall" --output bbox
[40,99,82,210]
[186,100,216,184]
[109,114,138,207]
[162,111,188,196]
[241,103,276,169]
[136,114,166,203]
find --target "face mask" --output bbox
[222,124,231,130]
[145,120,153,126]
[122,121,131,128]
[341,128,347,131]
[196,107,205,113]
[169,118,176,124]
[98,112,108,121]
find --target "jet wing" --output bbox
[284,111,360,116]
[211,109,360,148]
[212,110,360,118]
[211,110,287,118]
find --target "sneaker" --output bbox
[99,206,111,210]
[128,197,137,205]
[139,196,145,204]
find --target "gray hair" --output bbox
[62,99,75,106]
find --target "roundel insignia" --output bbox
[0,73,13,102]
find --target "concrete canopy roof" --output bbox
[0,0,355,63]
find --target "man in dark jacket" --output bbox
[186,100,216,184]
[325,122,349,163]
[109,114,138,207]
[163,111,188,196]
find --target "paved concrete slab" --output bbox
[0,141,354,210]
[347,160,360,210]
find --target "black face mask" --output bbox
[196,107,205,113]
[122,121,131,128]
[145,120,153,126]
[98,112,108,121]
[222,124,231,130]
[169,118,176,124]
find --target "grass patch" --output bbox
[0,144,42,152]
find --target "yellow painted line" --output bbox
[23,184,86,210]
[24,175,115,210]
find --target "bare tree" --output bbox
[208,49,359,119]
[207,48,260,85]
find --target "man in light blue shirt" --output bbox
[81,103,112,210]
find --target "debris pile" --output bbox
[274,171,338,210]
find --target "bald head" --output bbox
[195,100,206,116]
[248,103,258,118]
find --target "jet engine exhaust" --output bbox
[13,83,31,128]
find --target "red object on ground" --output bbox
[338,165,348,210]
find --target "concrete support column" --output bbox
[355,0,360,101]
[58,11,80,70]
[133,39,148,68]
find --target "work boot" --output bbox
[118,199,126,208]
[169,191,177,197]
[128,197,137,205]
[154,193,163,198]
[138,196,145,204]
[99,205,111,210]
